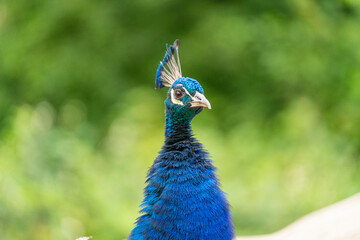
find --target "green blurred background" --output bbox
[1,0,360,239]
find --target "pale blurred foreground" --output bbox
[76,193,360,240]
[237,193,360,240]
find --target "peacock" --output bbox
[129,40,234,240]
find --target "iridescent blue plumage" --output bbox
[129,41,234,240]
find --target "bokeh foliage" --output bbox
[1,0,360,239]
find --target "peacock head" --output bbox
[155,40,211,123]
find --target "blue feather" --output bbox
[155,62,164,89]
[129,126,234,239]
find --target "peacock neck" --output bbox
[129,125,234,239]
[129,102,234,239]
[130,115,235,239]
[165,110,193,138]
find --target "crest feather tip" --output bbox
[174,39,179,49]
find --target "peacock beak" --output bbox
[189,91,212,109]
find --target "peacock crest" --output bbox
[155,39,182,89]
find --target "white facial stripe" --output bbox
[171,86,202,106]
[182,87,195,101]
[170,88,184,106]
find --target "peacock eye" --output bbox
[174,89,184,99]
